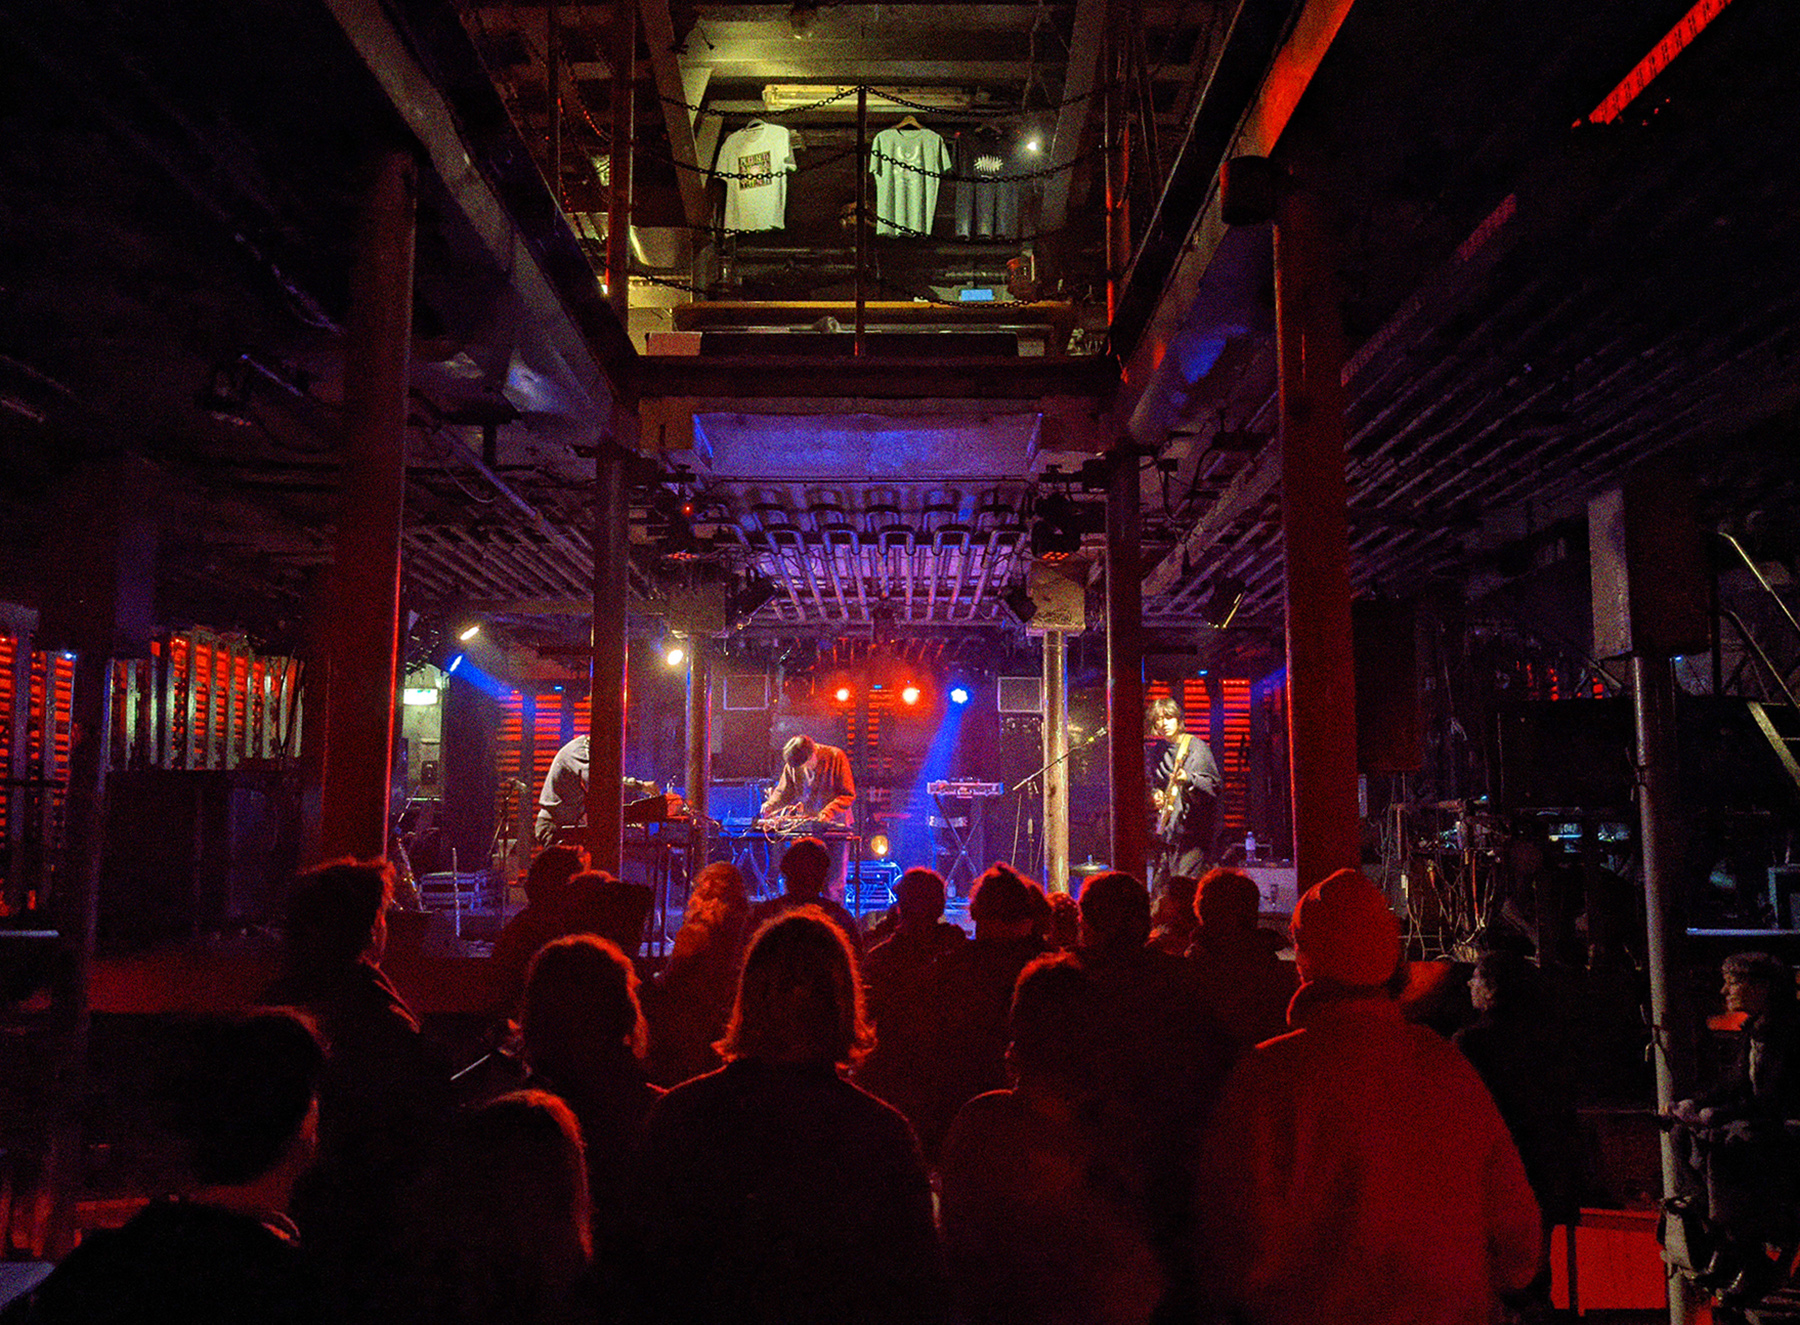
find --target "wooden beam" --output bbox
[1039,0,1108,232]
[641,0,712,230]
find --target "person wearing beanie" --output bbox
[1194,868,1541,1325]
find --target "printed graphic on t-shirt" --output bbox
[738,150,773,186]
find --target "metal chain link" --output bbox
[873,140,1108,184]
[655,79,1122,122]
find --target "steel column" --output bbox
[607,0,635,324]
[1632,651,1698,1325]
[1042,630,1071,894]
[547,0,561,205]
[1273,177,1359,886]
[1105,449,1148,881]
[855,86,868,357]
[589,440,632,873]
[318,150,416,861]
[685,642,712,871]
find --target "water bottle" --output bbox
[1244,831,1257,863]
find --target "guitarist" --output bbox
[1145,696,1222,887]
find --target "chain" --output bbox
[644,143,861,180]
[654,80,1123,121]
[873,141,1108,184]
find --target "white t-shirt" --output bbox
[871,123,950,237]
[716,121,797,232]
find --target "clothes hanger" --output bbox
[895,114,923,130]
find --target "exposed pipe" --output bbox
[1044,629,1071,894]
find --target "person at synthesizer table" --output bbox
[760,734,857,901]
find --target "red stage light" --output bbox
[901,685,921,705]
[834,685,852,703]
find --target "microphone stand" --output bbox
[1009,724,1109,794]
[1009,725,1108,880]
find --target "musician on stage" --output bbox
[1146,696,1221,887]
[534,733,657,849]
[761,734,857,900]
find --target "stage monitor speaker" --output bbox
[998,676,1044,714]
[1590,459,1711,659]
[1491,700,1634,809]
[1353,599,1423,773]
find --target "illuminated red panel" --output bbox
[1587,0,1733,124]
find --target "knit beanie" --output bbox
[1290,868,1400,988]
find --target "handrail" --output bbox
[1720,531,1800,646]
[1720,607,1800,710]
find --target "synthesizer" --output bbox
[926,779,1006,798]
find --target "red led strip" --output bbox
[1587,0,1733,124]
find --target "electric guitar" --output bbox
[1153,733,1191,844]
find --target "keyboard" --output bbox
[926,779,1006,798]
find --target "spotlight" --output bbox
[447,653,465,673]
[730,572,778,625]
[1024,136,1042,153]
[458,624,481,642]
[901,685,921,706]
[949,684,970,705]
[834,685,853,703]
[664,639,687,668]
[1030,493,1083,560]
[1202,576,1247,630]
[868,832,891,859]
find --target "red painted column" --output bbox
[1106,447,1148,882]
[1273,176,1360,886]
[589,437,632,873]
[318,150,416,861]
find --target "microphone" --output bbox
[1093,725,1107,738]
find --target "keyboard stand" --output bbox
[933,794,982,895]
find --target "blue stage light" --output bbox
[447,653,464,674]
[949,685,970,705]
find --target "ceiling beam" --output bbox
[1038,0,1108,232]
[1141,444,1278,597]
[641,0,713,230]
[639,354,1118,401]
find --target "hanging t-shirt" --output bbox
[871,123,950,237]
[716,121,797,232]
[954,126,1024,240]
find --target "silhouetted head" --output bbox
[172,1011,324,1187]
[895,867,947,929]
[524,934,648,1073]
[718,908,873,1069]
[525,845,588,906]
[969,862,1047,938]
[284,858,393,971]
[780,837,832,899]
[1008,953,1104,1089]
[1723,951,1794,1021]
[1195,867,1261,932]
[1078,870,1151,952]
[1469,950,1540,1020]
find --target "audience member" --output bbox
[1455,951,1580,1314]
[1075,870,1232,1318]
[491,846,590,1013]
[1195,868,1540,1324]
[745,837,863,954]
[624,909,946,1324]
[913,863,1048,1157]
[1043,890,1081,950]
[380,1091,594,1325]
[940,955,1165,1325]
[857,867,969,1129]
[650,861,752,1086]
[3,1013,326,1325]
[520,935,662,1265]
[1665,951,1800,1299]
[1147,874,1199,956]
[1186,867,1296,1052]
[262,859,449,1321]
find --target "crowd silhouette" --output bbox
[13,835,1780,1325]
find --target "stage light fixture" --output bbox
[834,685,853,703]
[458,624,481,642]
[868,832,891,859]
[901,685,921,706]
[663,638,687,668]
[447,653,465,674]
[949,684,971,705]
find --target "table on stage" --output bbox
[713,820,876,914]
